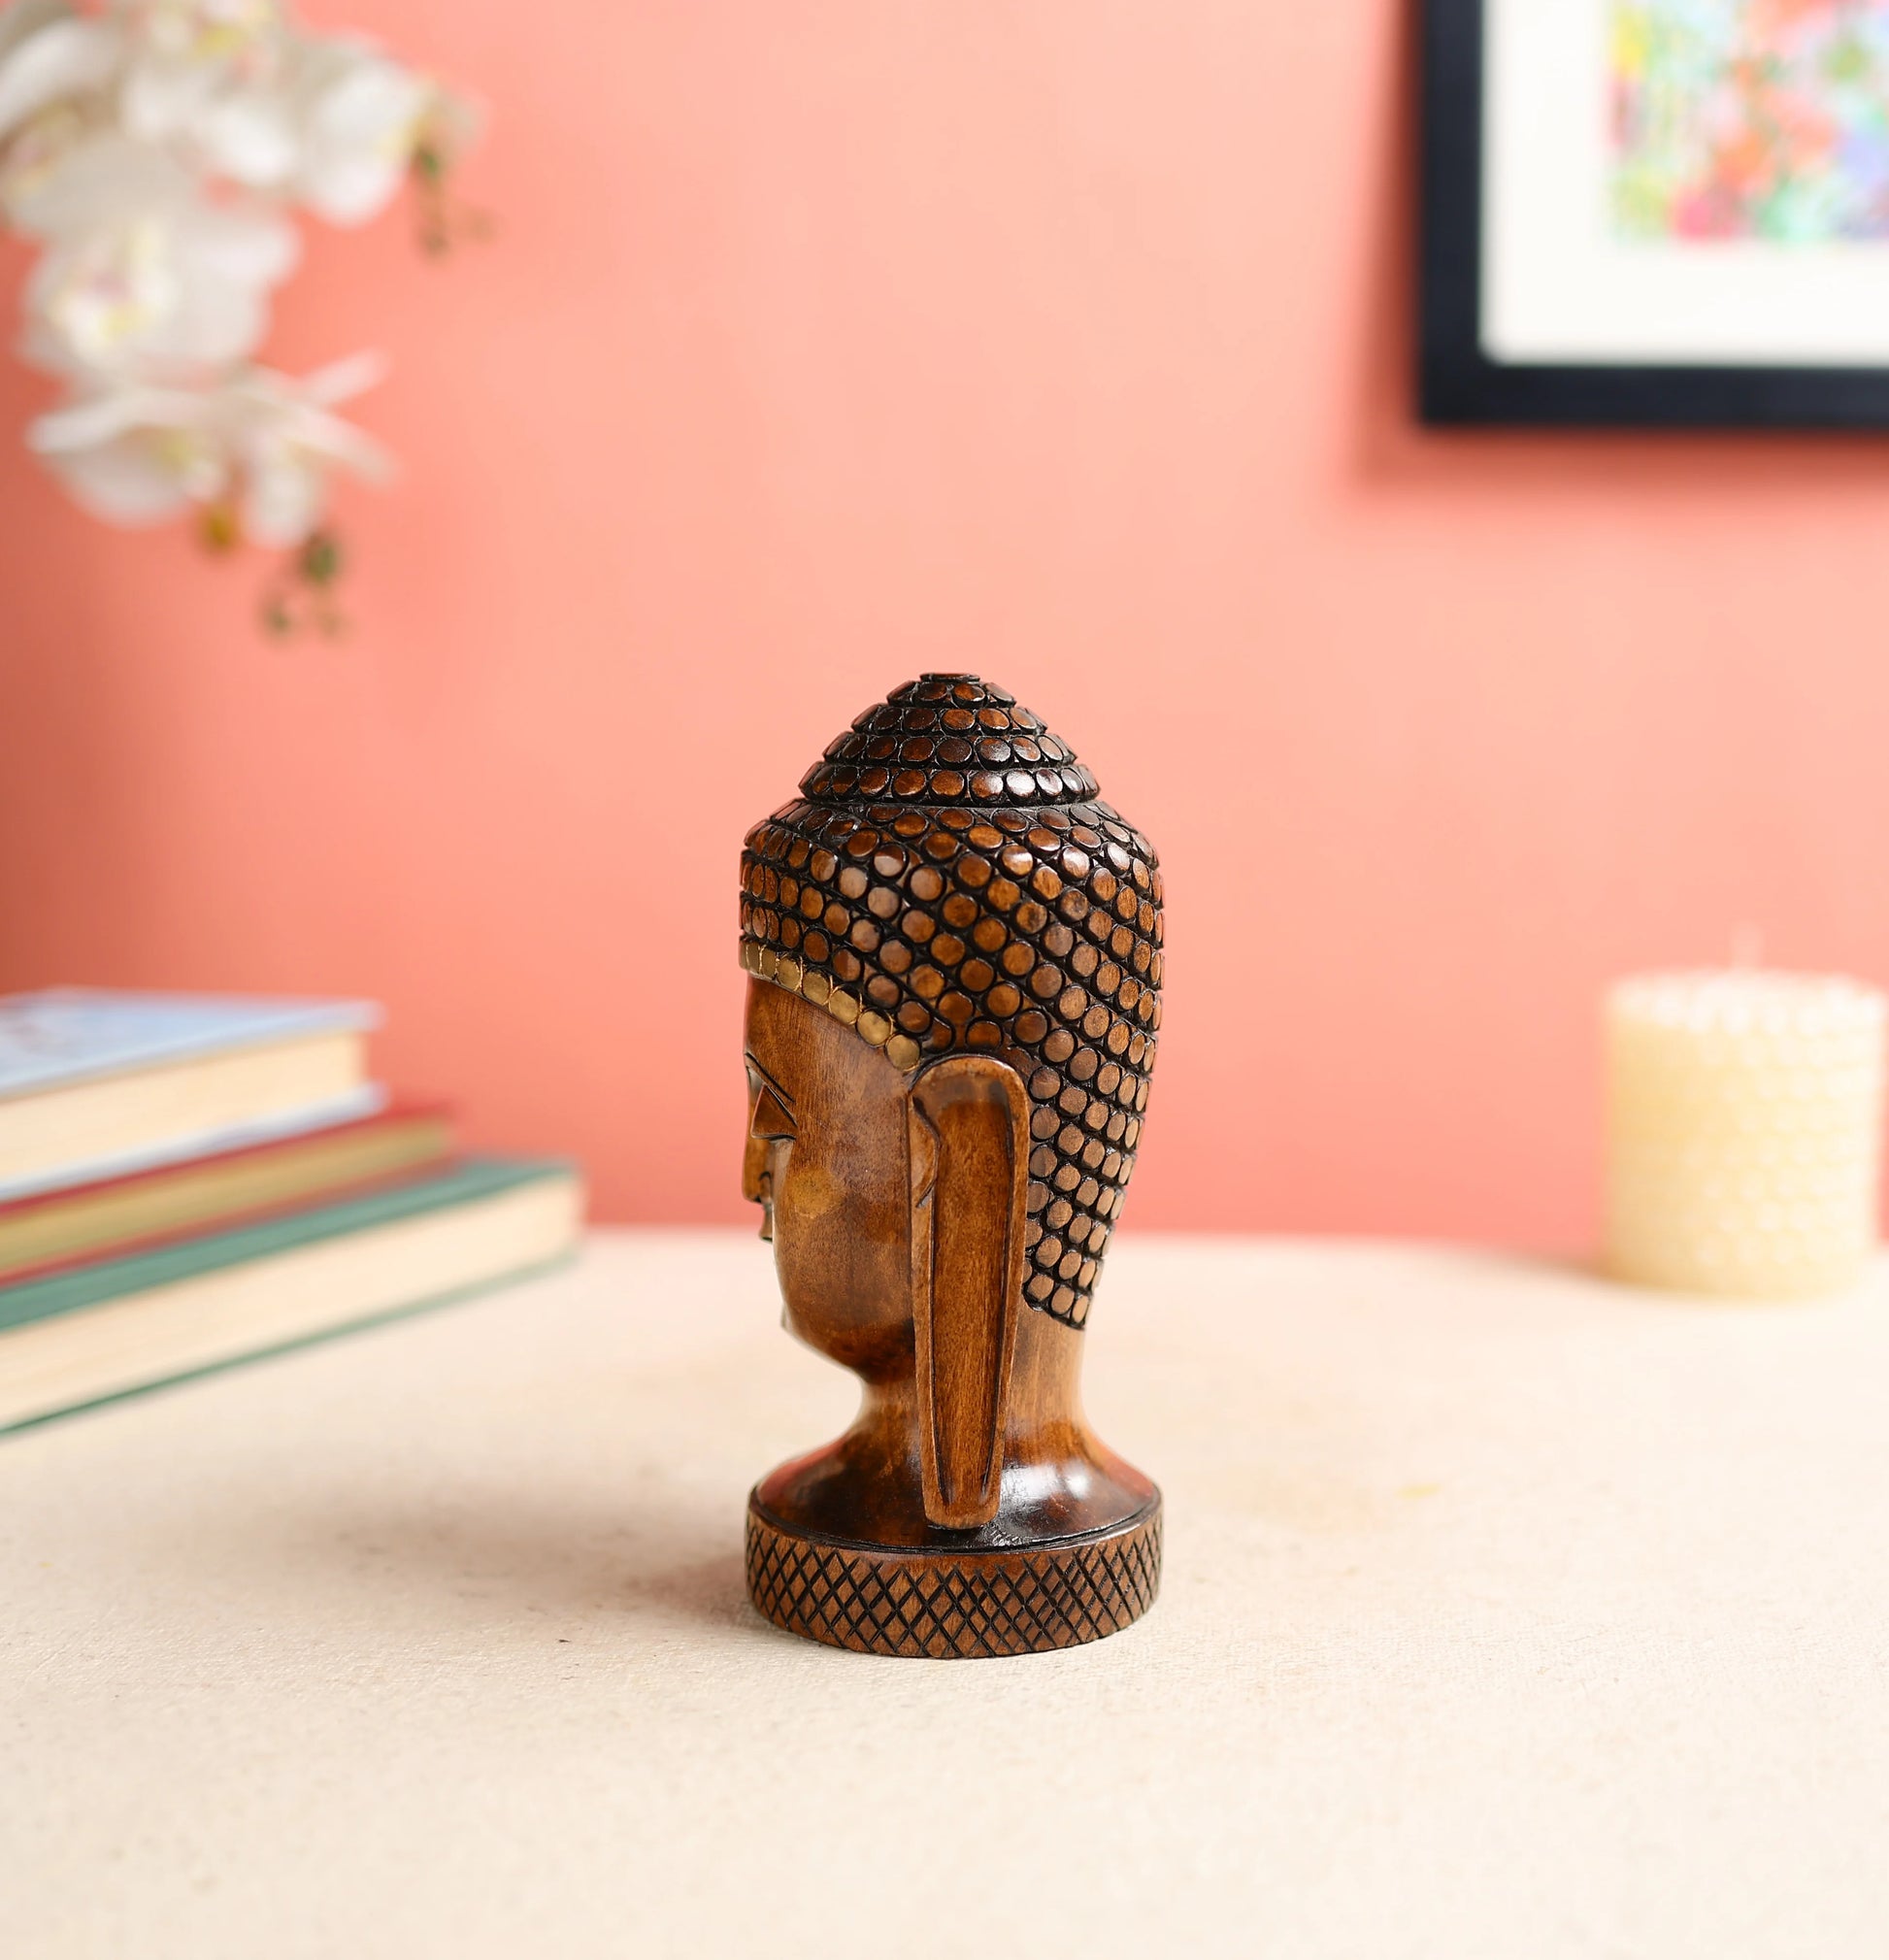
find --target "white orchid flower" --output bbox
[218,350,391,544]
[0,2,473,224]
[30,349,390,541]
[0,0,479,615]
[17,131,295,375]
[116,0,301,187]
[157,30,444,220]
[26,375,223,518]
[117,0,283,136]
[285,36,432,224]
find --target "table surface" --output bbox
[6,1230,1887,1959]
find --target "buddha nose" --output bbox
[742,1132,774,1240]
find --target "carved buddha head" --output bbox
[739,673,1163,1555]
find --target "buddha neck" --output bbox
[755,1303,1156,1549]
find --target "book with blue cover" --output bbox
[0,989,383,1201]
[0,989,381,1096]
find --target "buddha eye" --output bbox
[750,1086,795,1143]
[746,1059,797,1143]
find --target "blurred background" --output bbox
[3,0,1886,1247]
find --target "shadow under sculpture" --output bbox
[738,674,1166,1657]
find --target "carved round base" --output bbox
[745,1492,1162,1658]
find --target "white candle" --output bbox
[1605,969,1887,1298]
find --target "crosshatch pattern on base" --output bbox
[739,674,1164,1331]
[745,1499,1163,1658]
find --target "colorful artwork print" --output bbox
[1611,0,1889,240]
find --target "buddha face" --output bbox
[743,975,1044,1532]
[741,979,913,1381]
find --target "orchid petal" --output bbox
[180,199,297,285]
[0,0,72,76]
[296,347,387,406]
[194,89,295,183]
[28,382,202,448]
[0,16,118,143]
[291,409,390,479]
[40,428,203,522]
[149,261,268,364]
[9,130,194,233]
[239,441,324,545]
[294,53,426,224]
[119,50,217,141]
[0,1,73,70]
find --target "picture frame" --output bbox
[1420,0,1889,429]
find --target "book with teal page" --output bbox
[0,1156,582,1434]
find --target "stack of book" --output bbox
[0,989,580,1434]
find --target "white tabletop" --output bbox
[5,1230,1887,1959]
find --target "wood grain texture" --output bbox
[908,1054,1028,1527]
[739,676,1163,1654]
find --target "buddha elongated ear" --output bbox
[907,1052,1030,1529]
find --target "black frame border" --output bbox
[1418,0,1889,429]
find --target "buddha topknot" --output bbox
[739,673,1163,1329]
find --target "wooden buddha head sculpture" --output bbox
[739,674,1165,1657]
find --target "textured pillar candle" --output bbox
[1605,971,1886,1297]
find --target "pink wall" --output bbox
[4,1,1888,1247]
